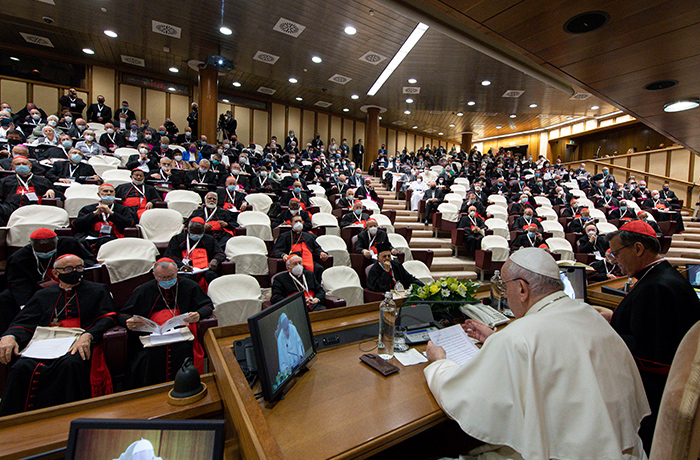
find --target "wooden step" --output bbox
[395,215,418,223]
[420,247,453,257]
[665,257,700,266]
[430,270,479,281]
[395,209,414,216]
[410,230,433,238]
[429,257,477,271]
[383,203,404,210]
[394,222,430,229]
[409,237,453,249]
[665,248,700,259]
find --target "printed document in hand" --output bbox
[20,326,84,360]
[428,324,480,366]
[178,267,208,275]
[131,314,190,335]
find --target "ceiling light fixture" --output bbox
[351,94,359,100]
[220,26,233,35]
[232,81,241,87]
[296,97,303,101]
[104,30,118,38]
[311,56,322,63]
[379,116,382,120]
[404,110,411,114]
[367,22,429,96]
[168,87,176,91]
[344,26,357,35]
[456,112,464,116]
[664,99,700,113]
[529,103,538,108]
[406,98,413,103]
[567,116,574,120]
[438,132,443,135]
[10,57,19,62]
[168,67,179,73]
[343,108,350,112]
[467,101,475,106]
[563,11,610,34]
[481,80,491,86]
[412,126,418,129]
[496,125,502,129]
[590,105,599,110]
[222,99,229,103]
[289,77,298,84]
[509,114,516,118]
[449,123,455,127]
[408,78,417,84]
[644,80,678,91]
[82,48,95,55]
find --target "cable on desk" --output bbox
[359,338,378,353]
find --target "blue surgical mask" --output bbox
[158,278,177,289]
[158,130,166,135]
[292,172,299,179]
[71,154,82,163]
[354,208,362,216]
[294,187,301,194]
[190,233,204,241]
[62,140,73,149]
[15,165,30,175]
[100,195,116,204]
[35,249,56,259]
[227,185,237,192]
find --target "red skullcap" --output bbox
[637,211,646,217]
[155,257,176,265]
[620,219,657,238]
[56,253,77,261]
[13,156,28,161]
[190,217,205,224]
[99,183,114,189]
[30,228,57,240]
[354,200,362,205]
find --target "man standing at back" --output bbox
[425,248,649,460]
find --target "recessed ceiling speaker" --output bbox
[205,54,233,71]
[563,11,610,34]
[644,80,678,91]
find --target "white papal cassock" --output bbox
[425,292,650,460]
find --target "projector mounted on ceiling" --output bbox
[205,54,233,71]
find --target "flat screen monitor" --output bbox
[248,291,316,402]
[560,265,587,301]
[687,264,700,287]
[65,418,225,460]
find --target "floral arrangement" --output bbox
[407,277,480,303]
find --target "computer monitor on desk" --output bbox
[248,291,316,402]
[559,265,587,301]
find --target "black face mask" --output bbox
[58,271,83,285]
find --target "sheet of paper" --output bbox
[130,315,160,334]
[141,328,193,347]
[160,313,190,334]
[428,324,480,366]
[178,267,208,275]
[21,336,76,359]
[394,348,428,366]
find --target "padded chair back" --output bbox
[546,237,574,261]
[650,321,700,460]
[244,193,273,214]
[64,184,101,218]
[97,237,160,283]
[563,181,579,190]
[171,145,185,153]
[388,233,412,261]
[430,165,444,174]
[371,213,394,233]
[237,211,273,241]
[570,189,587,198]
[308,184,326,198]
[488,194,508,206]
[450,184,467,199]
[534,196,553,207]
[421,170,438,183]
[541,220,565,238]
[622,199,641,212]
[311,212,340,237]
[87,122,104,130]
[4,205,70,247]
[165,190,202,219]
[403,260,434,285]
[101,169,133,187]
[437,203,460,223]
[208,275,262,326]
[486,204,508,221]
[481,235,510,262]
[589,208,608,223]
[596,221,618,235]
[321,266,364,307]
[453,178,470,187]
[224,236,269,275]
[137,208,184,243]
[443,193,464,208]
[317,235,351,267]
[88,155,121,177]
[485,218,510,239]
[113,147,138,167]
[361,199,380,213]
[578,198,595,209]
[310,196,333,214]
[536,206,559,221]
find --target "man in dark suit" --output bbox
[367,242,423,292]
[577,223,609,256]
[423,182,446,224]
[185,192,238,247]
[659,182,681,209]
[0,156,56,205]
[355,177,379,202]
[115,101,137,124]
[184,159,218,187]
[271,255,325,311]
[98,123,126,154]
[352,139,364,166]
[45,149,101,184]
[355,219,396,259]
[85,95,112,124]
[280,180,311,209]
[273,198,312,232]
[272,215,329,281]
[163,218,226,289]
[511,224,544,250]
[58,88,86,119]
[511,207,543,232]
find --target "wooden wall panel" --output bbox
[379,127,387,151]
[670,149,690,180]
[92,66,115,107]
[629,155,646,175]
[118,84,141,120]
[356,122,365,145]
[342,118,353,144]
[0,79,27,113]
[574,123,675,160]
[288,107,301,143]
[330,116,342,146]
[169,94,189,135]
[301,110,315,146]
[145,89,166,125]
[33,85,58,116]
[316,114,329,146]
[253,109,268,144]
[387,129,397,156]
[271,103,285,140]
[235,106,251,145]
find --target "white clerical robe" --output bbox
[425,292,650,460]
[409,180,429,211]
[277,323,305,373]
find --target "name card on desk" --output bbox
[428,325,479,366]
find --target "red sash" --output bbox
[60,317,113,397]
[291,241,314,272]
[206,217,235,236]
[16,184,42,204]
[150,308,204,374]
[182,247,210,291]
[92,220,124,238]
[223,202,235,210]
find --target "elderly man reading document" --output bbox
[424,248,650,460]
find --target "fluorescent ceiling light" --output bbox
[438,132,443,135]
[367,22,429,96]
[590,105,599,110]
[467,101,475,106]
[296,97,303,101]
[456,112,463,116]
[481,80,491,86]
[222,99,229,103]
[664,99,699,112]
[343,108,350,112]
[351,94,359,100]
[496,125,502,129]
[104,30,118,38]
[404,110,411,114]
[408,78,417,84]
[10,57,19,61]
[168,87,176,91]
[289,77,298,84]
[406,98,413,103]
[509,114,516,118]
[449,123,455,127]
[82,48,95,55]
[168,67,179,73]
[344,26,356,35]
[412,125,418,129]
[311,56,322,63]
[232,81,241,87]
[220,26,233,35]
[529,103,538,108]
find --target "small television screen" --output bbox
[560,266,587,301]
[248,291,316,402]
[64,419,225,460]
[687,264,700,287]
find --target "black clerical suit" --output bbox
[272,230,325,280]
[163,233,225,287]
[609,207,637,221]
[588,258,622,282]
[611,260,700,451]
[125,155,159,173]
[340,211,371,228]
[367,259,423,293]
[46,161,98,184]
[118,277,213,389]
[355,228,391,255]
[457,214,486,257]
[249,175,278,194]
[511,231,544,250]
[423,187,446,224]
[184,169,218,186]
[73,202,137,254]
[185,206,238,246]
[271,270,326,310]
[98,132,126,150]
[216,188,247,211]
[86,103,112,123]
[0,280,116,415]
[273,209,312,232]
[355,184,379,202]
[0,173,56,203]
[577,233,609,255]
[59,95,86,118]
[114,182,161,218]
[511,215,543,232]
[280,190,311,208]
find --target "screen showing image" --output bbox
[249,293,315,399]
[560,266,587,301]
[688,264,700,287]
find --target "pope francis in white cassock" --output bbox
[276,313,305,374]
[409,177,430,211]
[425,248,650,460]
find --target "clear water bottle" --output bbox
[378,292,397,360]
[490,270,503,311]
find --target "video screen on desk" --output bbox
[248,292,316,402]
[560,266,587,301]
[65,419,224,460]
[687,264,700,287]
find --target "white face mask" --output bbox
[368,226,378,236]
[85,135,94,142]
[48,120,57,127]
[293,222,303,232]
[291,264,304,277]
[174,155,183,162]
[64,116,72,123]
[139,148,148,155]
[106,128,114,134]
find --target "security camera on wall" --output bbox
[205,54,233,71]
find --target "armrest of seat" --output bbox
[307,205,320,215]
[451,228,465,247]
[54,227,74,237]
[154,242,168,257]
[395,181,403,200]
[411,249,434,268]
[124,227,140,238]
[220,260,235,275]
[418,200,426,218]
[262,300,272,310]
[320,255,334,270]
[474,249,492,269]
[574,253,596,265]
[396,252,405,264]
[323,296,346,309]
[381,209,396,224]
[268,257,286,277]
[363,289,386,303]
[332,208,344,220]
[376,196,384,209]
[198,315,218,346]
[152,201,168,209]
[659,235,672,254]
[405,189,413,209]
[102,326,128,377]
[41,198,63,208]
[395,226,412,244]
[235,227,247,236]
[432,212,443,229]
[484,229,494,236]
[658,220,677,236]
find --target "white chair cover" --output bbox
[171,145,186,153]
[317,235,351,267]
[534,196,553,207]
[570,189,587,198]
[596,221,619,235]
[481,235,510,262]
[308,184,326,198]
[87,122,104,130]
[361,199,381,213]
[225,236,269,275]
[453,178,470,188]
[244,193,273,214]
[443,193,464,208]
[321,266,364,307]
[486,204,508,221]
[165,190,202,219]
[88,155,121,177]
[311,212,340,237]
[421,170,438,183]
[237,211,273,241]
[563,181,579,190]
[64,184,100,218]
[546,237,574,261]
[371,213,395,233]
[113,147,138,167]
[403,260,434,285]
[438,203,460,223]
[621,199,641,212]
[541,220,565,238]
[536,206,559,221]
[96,237,159,283]
[430,165,444,174]
[589,208,608,223]
[137,209,183,243]
[2,205,70,247]
[388,233,412,261]
[450,185,467,199]
[488,195,508,206]
[484,218,510,239]
[101,169,133,187]
[310,196,333,215]
[301,160,313,167]
[208,275,262,326]
[578,198,595,209]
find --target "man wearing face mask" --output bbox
[609,201,636,222]
[0,254,117,415]
[73,184,137,254]
[216,176,249,212]
[175,127,194,145]
[164,218,225,291]
[285,130,298,150]
[642,190,685,232]
[509,194,535,216]
[367,242,423,293]
[119,258,213,389]
[347,168,364,188]
[457,205,487,257]
[578,223,609,258]
[115,169,161,219]
[272,215,329,282]
[305,161,325,184]
[567,207,594,233]
[86,95,112,124]
[148,157,177,188]
[67,117,87,141]
[0,228,95,334]
[97,122,125,154]
[0,156,56,204]
[280,166,307,190]
[185,158,217,187]
[115,101,136,124]
[336,189,356,210]
[39,133,74,161]
[58,88,86,119]
[421,181,445,225]
[281,180,311,209]
[273,198,312,231]
[355,218,396,259]
[250,166,278,194]
[271,255,325,310]
[340,200,371,228]
[46,149,101,184]
[185,192,237,246]
[596,189,619,213]
[75,129,105,157]
[511,207,543,232]
[126,143,159,172]
[511,223,544,250]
